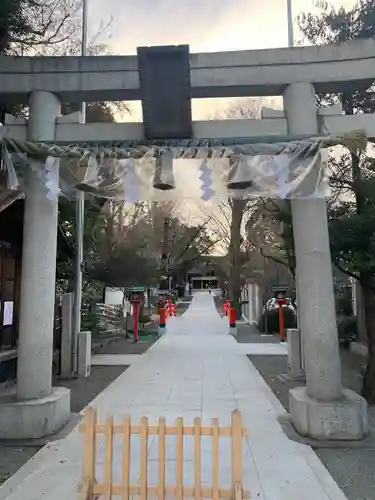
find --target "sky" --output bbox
[88,0,357,55]
[85,0,357,121]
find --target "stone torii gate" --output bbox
[0,40,373,441]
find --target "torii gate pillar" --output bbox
[285,82,367,440]
[0,91,70,439]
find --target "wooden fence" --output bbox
[79,408,250,500]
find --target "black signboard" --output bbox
[137,45,193,140]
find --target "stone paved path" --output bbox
[0,292,347,500]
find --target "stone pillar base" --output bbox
[229,326,237,337]
[0,387,70,439]
[289,386,368,440]
[287,328,305,379]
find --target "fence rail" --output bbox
[79,408,250,500]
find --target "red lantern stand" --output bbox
[228,306,237,336]
[229,307,236,328]
[165,300,171,319]
[131,293,141,343]
[165,299,176,318]
[223,300,230,316]
[276,296,288,342]
[171,301,177,317]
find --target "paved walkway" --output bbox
[0,292,346,500]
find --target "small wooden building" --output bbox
[0,194,73,380]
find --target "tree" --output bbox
[56,196,108,294]
[212,98,291,311]
[0,0,130,120]
[87,235,161,289]
[87,200,215,291]
[246,200,295,278]
[0,0,75,54]
[298,0,375,402]
[210,97,281,120]
[208,98,273,311]
[0,0,78,119]
[0,1,33,52]
[201,199,257,312]
[86,200,158,287]
[63,101,117,123]
[135,202,216,286]
[298,1,375,112]
[327,151,375,401]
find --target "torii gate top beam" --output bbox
[0,38,374,103]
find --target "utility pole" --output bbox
[286,0,294,48]
[286,0,300,334]
[72,0,87,375]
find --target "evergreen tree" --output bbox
[298,0,375,402]
[0,1,34,53]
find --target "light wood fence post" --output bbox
[82,408,97,500]
[121,415,131,500]
[231,410,243,500]
[158,417,166,500]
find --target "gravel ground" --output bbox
[238,323,375,500]
[237,322,280,344]
[93,336,155,355]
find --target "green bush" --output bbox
[139,313,152,324]
[260,307,297,333]
[82,310,99,334]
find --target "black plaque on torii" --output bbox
[137,45,193,140]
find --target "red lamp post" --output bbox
[276,295,288,342]
[131,293,141,343]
